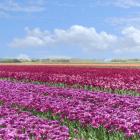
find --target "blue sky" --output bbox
[1,0,140,59]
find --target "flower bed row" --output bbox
[0,105,69,140]
[0,80,140,139]
[0,65,140,92]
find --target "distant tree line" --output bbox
[0,59,21,63]
[0,58,71,63]
[0,58,140,63]
[111,59,140,62]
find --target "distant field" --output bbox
[1,62,140,68]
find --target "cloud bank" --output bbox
[97,0,140,8]
[0,0,45,13]
[10,25,117,51]
[9,25,140,55]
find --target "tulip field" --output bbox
[1,65,140,139]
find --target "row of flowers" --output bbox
[0,80,140,138]
[0,65,140,92]
[0,104,69,140]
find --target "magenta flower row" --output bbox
[0,105,69,140]
[0,66,140,91]
[0,80,140,137]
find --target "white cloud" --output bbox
[0,0,45,13]
[114,0,140,8]
[114,26,140,53]
[106,16,140,27]
[9,25,140,56]
[105,15,140,34]
[97,0,140,8]
[122,26,140,43]
[10,25,117,52]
